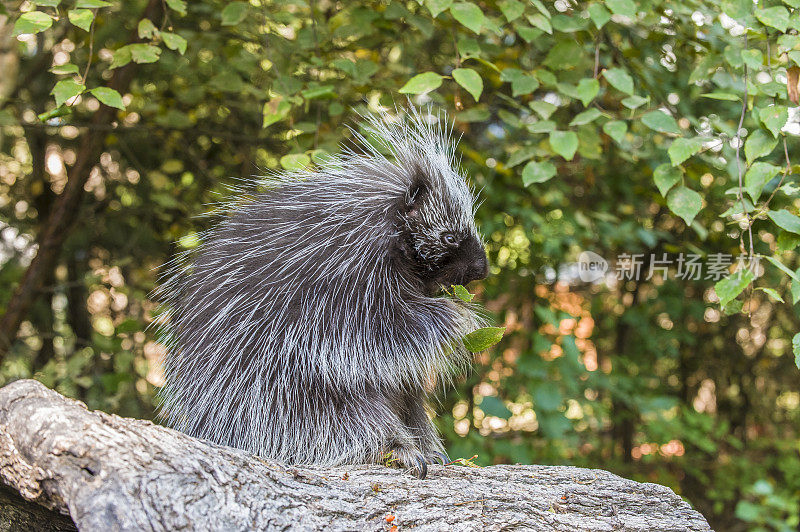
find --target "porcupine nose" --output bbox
[466,252,489,283]
[462,237,489,284]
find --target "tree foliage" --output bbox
[2,0,800,529]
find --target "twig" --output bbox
[309,0,322,148]
[79,11,97,89]
[733,33,753,257]
[454,499,487,506]
[593,36,600,78]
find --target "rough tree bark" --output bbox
[0,380,713,531]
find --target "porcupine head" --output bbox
[154,107,489,474]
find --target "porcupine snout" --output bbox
[433,235,488,288]
[464,239,489,284]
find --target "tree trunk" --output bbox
[0,379,712,531]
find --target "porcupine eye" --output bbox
[440,232,459,247]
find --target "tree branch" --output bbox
[0,379,712,531]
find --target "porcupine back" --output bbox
[153,109,482,463]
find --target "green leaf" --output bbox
[603,120,627,143]
[793,333,800,369]
[68,9,93,31]
[109,46,132,69]
[653,163,681,197]
[791,278,800,304]
[89,87,124,109]
[768,209,800,234]
[51,79,85,107]
[498,0,524,21]
[527,120,556,134]
[744,162,781,201]
[426,0,453,18]
[50,63,80,75]
[452,284,474,302]
[74,0,111,7]
[515,26,539,43]
[522,160,557,185]
[569,108,602,126]
[760,106,788,137]
[531,0,551,18]
[262,98,291,128]
[527,13,552,34]
[300,84,336,100]
[399,72,444,95]
[605,0,636,18]
[756,6,790,32]
[666,186,702,225]
[549,130,579,161]
[700,92,740,101]
[452,68,483,102]
[529,100,557,119]
[779,232,800,254]
[740,49,763,70]
[479,395,512,419]
[576,78,600,107]
[550,14,588,32]
[534,69,557,85]
[602,68,634,95]
[724,46,744,68]
[13,11,53,35]
[463,326,505,352]
[221,1,248,26]
[715,269,754,307]
[744,130,778,164]
[34,0,60,6]
[137,18,158,38]
[765,256,800,288]
[129,44,161,64]
[544,40,582,70]
[511,75,538,96]
[668,137,705,166]
[555,82,580,100]
[280,153,311,171]
[161,32,187,55]
[756,287,784,303]
[165,0,187,15]
[506,147,536,167]
[621,94,648,109]
[722,0,750,19]
[587,3,611,28]
[641,110,681,135]
[450,2,485,34]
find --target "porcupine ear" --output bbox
[404,174,428,218]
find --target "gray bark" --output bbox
[0,379,711,531]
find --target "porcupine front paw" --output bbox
[386,444,429,479]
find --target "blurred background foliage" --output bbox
[2,0,800,529]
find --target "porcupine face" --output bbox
[398,169,489,297]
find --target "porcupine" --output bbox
[154,108,489,479]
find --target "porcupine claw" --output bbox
[413,455,428,480]
[431,450,450,465]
